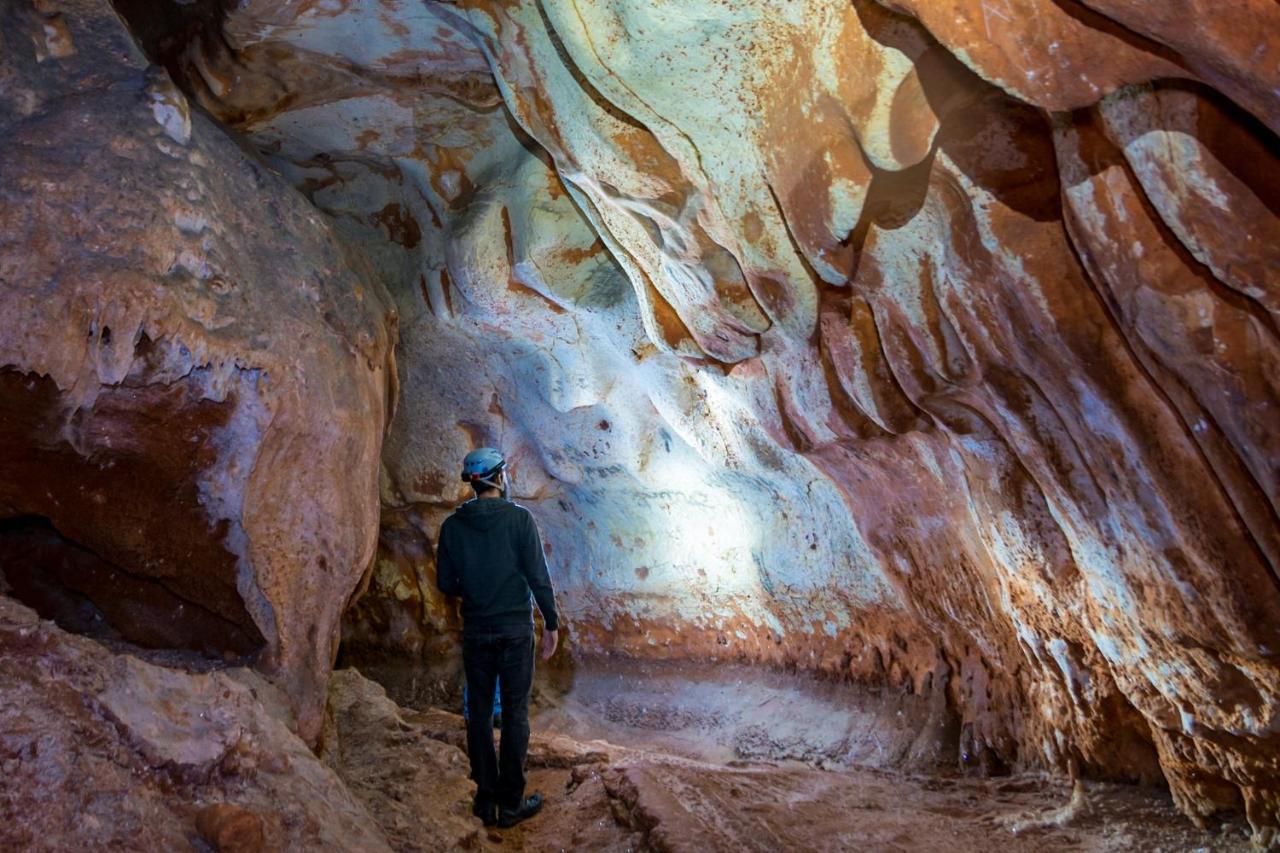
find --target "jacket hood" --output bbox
[452,497,521,532]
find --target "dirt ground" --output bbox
[483,763,1250,853]
[405,658,1253,852]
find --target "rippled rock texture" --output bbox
[5,0,1279,840]
[0,0,397,739]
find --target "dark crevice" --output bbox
[0,368,268,659]
[107,0,234,85]
[0,515,263,659]
[0,516,120,642]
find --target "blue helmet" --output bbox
[461,447,505,488]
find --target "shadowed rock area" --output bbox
[1,0,1278,849]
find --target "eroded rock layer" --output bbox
[4,0,1278,839]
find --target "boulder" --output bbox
[0,596,392,851]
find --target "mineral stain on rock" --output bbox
[1,0,1278,848]
[195,804,266,853]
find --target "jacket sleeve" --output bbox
[435,525,462,597]
[518,511,559,631]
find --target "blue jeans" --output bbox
[462,629,534,810]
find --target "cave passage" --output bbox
[0,0,1277,849]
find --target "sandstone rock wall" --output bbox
[8,0,1279,839]
[0,0,397,740]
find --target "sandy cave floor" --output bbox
[396,658,1255,852]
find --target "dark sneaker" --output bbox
[497,793,543,828]
[472,800,497,827]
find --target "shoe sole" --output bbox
[497,806,542,828]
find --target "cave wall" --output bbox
[444,2,1280,826]
[160,0,1280,831]
[0,0,398,740]
[3,0,1278,838]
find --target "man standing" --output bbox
[435,447,560,829]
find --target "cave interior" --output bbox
[0,0,1278,850]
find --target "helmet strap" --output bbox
[473,469,505,497]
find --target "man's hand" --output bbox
[541,628,559,662]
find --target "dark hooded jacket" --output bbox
[435,498,559,635]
